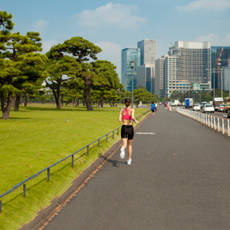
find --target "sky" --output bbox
[1,0,230,79]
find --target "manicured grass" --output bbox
[0,103,149,230]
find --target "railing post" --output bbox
[72,155,74,168]
[0,200,2,213]
[218,118,220,131]
[222,119,225,134]
[87,145,89,156]
[23,184,26,198]
[228,120,230,136]
[214,117,216,130]
[106,134,108,142]
[117,128,119,135]
[47,168,50,182]
[113,131,114,139]
[98,139,100,147]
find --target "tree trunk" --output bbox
[98,95,104,108]
[84,82,93,111]
[24,93,29,106]
[61,95,64,107]
[52,83,61,109]
[1,92,13,119]
[14,93,21,111]
[11,97,15,108]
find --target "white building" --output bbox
[164,41,211,98]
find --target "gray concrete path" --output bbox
[43,106,230,230]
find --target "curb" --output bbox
[20,111,151,230]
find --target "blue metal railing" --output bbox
[0,109,150,212]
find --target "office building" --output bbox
[136,64,154,93]
[121,48,140,92]
[164,41,211,98]
[137,39,157,65]
[136,39,157,93]
[211,46,230,89]
[155,55,166,97]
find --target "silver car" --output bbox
[218,104,225,112]
[202,104,214,113]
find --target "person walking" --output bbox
[151,102,156,116]
[118,98,138,165]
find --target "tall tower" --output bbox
[136,39,157,94]
[121,48,140,92]
[137,39,157,65]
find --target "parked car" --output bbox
[218,104,225,112]
[192,104,200,111]
[227,109,230,118]
[223,103,230,113]
[201,104,214,113]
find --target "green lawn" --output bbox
[0,103,149,230]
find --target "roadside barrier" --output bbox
[175,108,230,137]
[0,110,150,213]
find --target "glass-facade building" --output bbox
[121,48,140,92]
[211,46,230,89]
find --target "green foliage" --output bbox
[0,12,48,118]
[92,60,123,107]
[0,11,14,33]
[46,37,102,110]
[133,88,153,106]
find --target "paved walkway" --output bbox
[43,106,230,230]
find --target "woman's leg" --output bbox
[127,139,133,160]
[121,138,127,149]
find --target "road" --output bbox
[188,109,229,119]
[42,106,230,230]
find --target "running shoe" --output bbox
[127,159,132,165]
[120,148,125,159]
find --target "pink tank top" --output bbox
[122,108,132,120]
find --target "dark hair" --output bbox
[152,102,154,104]
[125,98,131,103]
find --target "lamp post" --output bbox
[130,59,135,108]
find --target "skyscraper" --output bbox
[211,46,230,89]
[155,55,166,98]
[137,39,157,65]
[136,39,157,93]
[121,48,140,92]
[163,41,211,98]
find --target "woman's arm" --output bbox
[118,109,123,122]
[132,109,138,124]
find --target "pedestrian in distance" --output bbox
[155,102,157,112]
[118,98,138,165]
[151,102,156,116]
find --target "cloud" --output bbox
[33,20,48,32]
[95,42,122,79]
[76,3,146,28]
[194,33,230,46]
[42,40,58,54]
[175,0,230,11]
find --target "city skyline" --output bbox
[1,0,230,80]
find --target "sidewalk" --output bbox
[42,106,230,230]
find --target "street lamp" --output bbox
[130,59,135,108]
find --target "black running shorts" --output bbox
[121,125,134,140]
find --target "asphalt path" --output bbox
[43,106,230,230]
